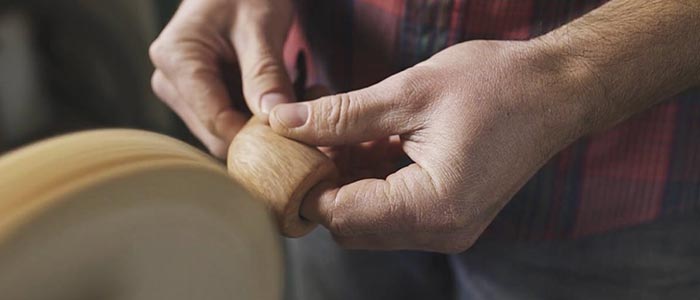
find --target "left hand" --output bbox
[269,40,597,253]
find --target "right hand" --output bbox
[150,0,295,158]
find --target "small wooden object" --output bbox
[227,117,337,237]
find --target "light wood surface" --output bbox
[0,129,282,300]
[228,117,337,237]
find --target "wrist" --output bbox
[519,35,608,141]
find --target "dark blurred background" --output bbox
[0,0,191,153]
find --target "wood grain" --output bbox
[0,129,281,300]
[227,117,337,237]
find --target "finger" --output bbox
[303,165,474,252]
[149,15,242,144]
[231,12,295,119]
[152,71,246,158]
[176,60,245,143]
[300,164,443,249]
[269,72,428,146]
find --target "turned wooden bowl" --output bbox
[0,130,281,300]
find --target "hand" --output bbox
[269,40,594,253]
[150,0,294,158]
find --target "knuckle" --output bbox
[242,52,286,82]
[327,189,355,238]
[149,38,186,70]
[327,216,352,238]
[391,67,429,112]
[323,188,353,238]
[150,36,214,76]
[315,93,355,143]
[150,73,168,101]
[148,40,165,65]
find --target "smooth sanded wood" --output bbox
[227,118,337,237]
[0,130,282,300]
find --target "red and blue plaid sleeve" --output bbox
[286,0,700,240]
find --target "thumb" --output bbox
[269,75,424,146]
[300,164,443,250]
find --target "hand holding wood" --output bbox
[227,117,337,237]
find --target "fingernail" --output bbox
[274,103,309,128]
[260,93,287,114]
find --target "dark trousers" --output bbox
[285,213,700,300]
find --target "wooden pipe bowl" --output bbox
[227,118,337,238]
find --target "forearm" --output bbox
[534,0,700,133]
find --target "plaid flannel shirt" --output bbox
[284,0,700,240]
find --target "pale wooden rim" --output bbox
[0,129,283,299]
[0,129,225,243]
